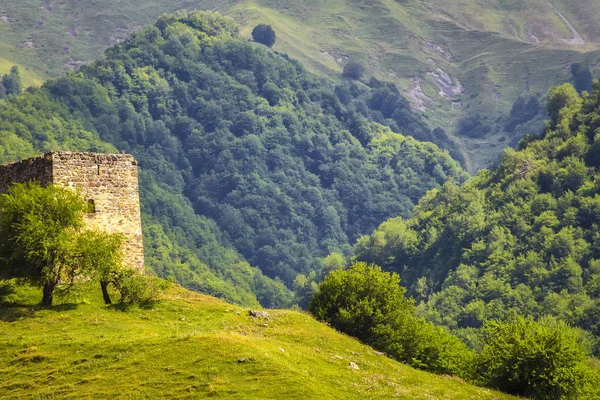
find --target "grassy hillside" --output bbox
[2,0,600,169]
[0,281,516,399]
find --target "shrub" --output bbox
[309,262,473,376]
[474,313,598,399]
[343,61,365,80]
[115,270,170,306]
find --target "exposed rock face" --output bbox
[0,152,144,272]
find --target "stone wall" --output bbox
[0,152,144,273]
[0,153,53,193]
[50,152,144,272]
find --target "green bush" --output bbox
[343,61,365,80]
[115,270,170,306]
[474,313,599,399]
[251,24,276,47]
[309,262,474,376]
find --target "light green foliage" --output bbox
[323,251,346,274]
[75,229,125,304]
[0,182,128,306]
[0,182,88,305]
[76,230,125,282]
[354,82,600,358]
[547,83,582,129]
[475,314,599,399]
[113,271,170,306]
[309,262,474,376]
[292,271,319,309]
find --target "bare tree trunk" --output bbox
[100,281,112,305]
[42,282,56,307]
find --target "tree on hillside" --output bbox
[571,63,593,94]
[343,61,365,80]
[2,66,22,97]
[309,262,473,375]
[252,24,276,47]
[546,83,581,127]
[0,182,124,306]
[75,229,125,304]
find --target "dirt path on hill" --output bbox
[545,0,585,46]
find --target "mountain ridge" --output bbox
[3,0,600,169]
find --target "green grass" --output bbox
[0,281,517,399]
[1,0,600,170]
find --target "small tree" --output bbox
[309,262,473,375]
[0,182,124,306]
[343,62,365,80]
[75,229,125,304]
[2,66,22,96]
[252,24,276,48]
[547,83,581,127]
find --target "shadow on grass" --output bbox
[0,303,80,322]
[0,283,80,322]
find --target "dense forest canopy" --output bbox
[355,82,600,351]
[0,11,465,307]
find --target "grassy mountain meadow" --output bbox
[2,0,600,169]
[0,281,515,399]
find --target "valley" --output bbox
[0,2,599,398]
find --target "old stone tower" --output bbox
[0,152,144,272]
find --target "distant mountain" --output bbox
[0,11,464,306]
[355,82,600,352]
[2,1,600,170]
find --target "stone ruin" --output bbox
[0,152,144,272]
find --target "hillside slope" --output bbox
[2,0,600,169]
[0,281,515,399]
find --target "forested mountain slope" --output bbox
[3,0,600,169]
[0,11,464,307]
[355,82,600,350]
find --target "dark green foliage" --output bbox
[342,61,365,80]
[572,64,594,94]
[0,11,465,307]
[353,82,600,355]
[1,66,22,97]
[251,24,276,47]
[333,78,464,164]
[505,95,542,133]
[32,11,464,295]
[309,262,474,376]
[457,113,491,138]
[475,314,598,399]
